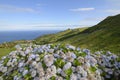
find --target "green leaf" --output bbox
[49,76,56,80]
[73,59,82,66]
[89,66,97,73]
[64,68,72,77]
[54,59,65,68]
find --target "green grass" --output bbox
[34,27,88,45]
[0,48,15,59]
[35,14,120,54]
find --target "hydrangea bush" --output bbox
[0,44,120,80]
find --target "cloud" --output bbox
[105,9,120,15]
[84,17,106,21]
[0,4,36,13]
[22,23,81,28]
[69,8,95,12]
[0,23,83,31]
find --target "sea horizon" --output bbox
[0,30,61,44]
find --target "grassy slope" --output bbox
[34,27,88,44]
[0,48,15,58]
[0,40,32,58]
[36,14,120,54]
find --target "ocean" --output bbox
[0,30,61,44]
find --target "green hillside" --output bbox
[35,14,120,54]
[34,27,88,44]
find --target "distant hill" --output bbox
[35,14,120,54]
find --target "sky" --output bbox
[0,0,120,31]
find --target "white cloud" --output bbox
[105,9,120,15]
[69,8,95,12]
[84,17,106,21]
[0,4,36,13]
[0,23,84,31]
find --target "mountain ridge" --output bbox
[35,14,120,54]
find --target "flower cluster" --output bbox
[0,44,120,80]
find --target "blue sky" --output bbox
[0,0,120,31]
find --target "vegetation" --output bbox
[0,40,32,58]
[0,14,120,58]
[35,14,120,54]
[54,58,66,68]
[73,59,82,66]
[64,68,73,80]
[0,48,15,58]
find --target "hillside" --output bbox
[35,27,88,44]
[35,14,120,54]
